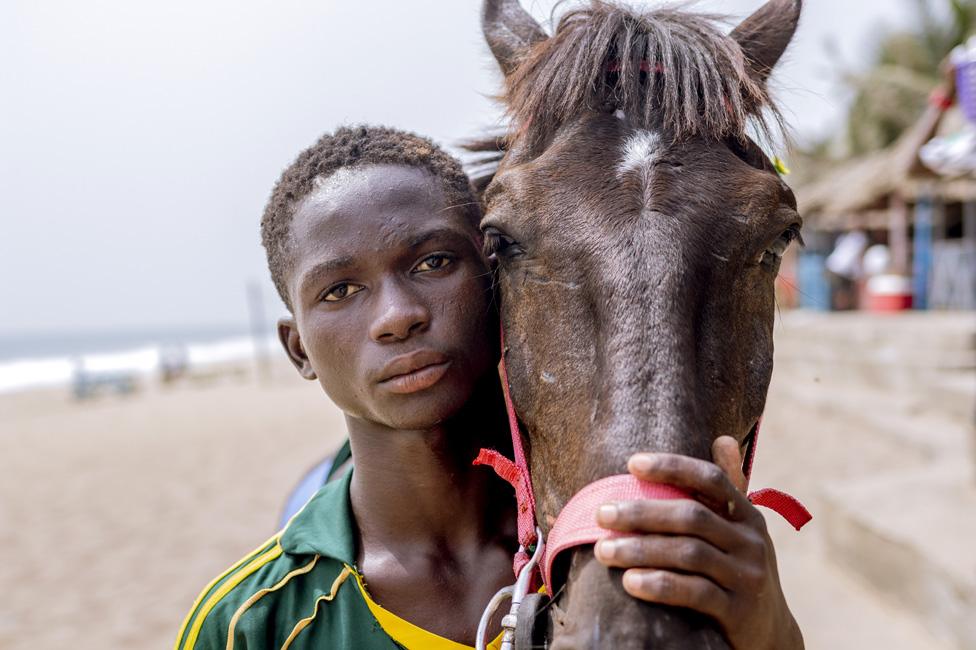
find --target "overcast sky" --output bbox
[0,1,914,336]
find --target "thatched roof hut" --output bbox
[797,101,976,232]
[797,150,897,230]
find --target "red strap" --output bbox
[540,475,812,588]
[930,89,954,110]
[747,488,812,531]
[542,475,689,587]
[495,333,539,551]
[606,59,663,74]
[741,418,813,530]
[742,418,761,484]
[473,448,522,490]
[472,448,536,578]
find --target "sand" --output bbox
[0,364,346,650]
[0,342,957,650]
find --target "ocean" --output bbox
[0,325,277,394]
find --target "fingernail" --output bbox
[597,504,618,525]
[596,539,618,560]
[623,570,644,591]
[630,454,654,473]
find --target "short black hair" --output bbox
[261,125,481,311]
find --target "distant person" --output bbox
[159,345,188,384]
[862,244,891,279]
[174,126,802,649]
[825,230,868,310]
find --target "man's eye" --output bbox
[322,283,364,302]
[414,254,453,272]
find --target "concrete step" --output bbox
[820,462,976,650]
[776,345,974,376]
[773,358,974,427]
[774,319,974,383]
[774,311,975,355]
[773,310,975,429]
[770,513,954,650]
[755,377,956,650]
[770,369,973,463]
[759,314,975,649]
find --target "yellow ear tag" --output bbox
[773,156,791,176]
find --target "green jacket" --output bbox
[176,468,481,650]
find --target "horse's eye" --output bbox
[482,226,524,260]
[759,224,803,267]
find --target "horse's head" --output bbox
[481,1,802,647]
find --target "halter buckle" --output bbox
[475,527,546,650]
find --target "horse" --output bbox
[476,1,803,647]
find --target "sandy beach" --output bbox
[1,312,969,649]
[0,364,346,650]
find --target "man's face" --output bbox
[280,164,495,430]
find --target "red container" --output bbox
[866,275,913,312]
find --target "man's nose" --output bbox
[368,280,431,343]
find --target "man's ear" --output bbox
[730,0,802,84]
[278,317,317,380]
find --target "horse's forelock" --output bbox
[503,1,783,147]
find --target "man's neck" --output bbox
[346,380,515,557]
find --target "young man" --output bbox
[175,126,802,649]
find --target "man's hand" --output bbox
[593,436,803,650]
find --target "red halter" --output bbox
[474,332,812,590]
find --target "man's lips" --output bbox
[377,350,452,395]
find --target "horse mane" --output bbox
[462,133,507,195]
[465,1,786,193]
[510,1,782,142]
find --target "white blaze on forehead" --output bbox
[617,130,662,180]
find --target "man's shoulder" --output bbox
[174,533,288,649]
[175,471,385,650]
[174,533,359,650]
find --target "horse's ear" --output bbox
[730,0,802,84]
[482,0,547,76]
